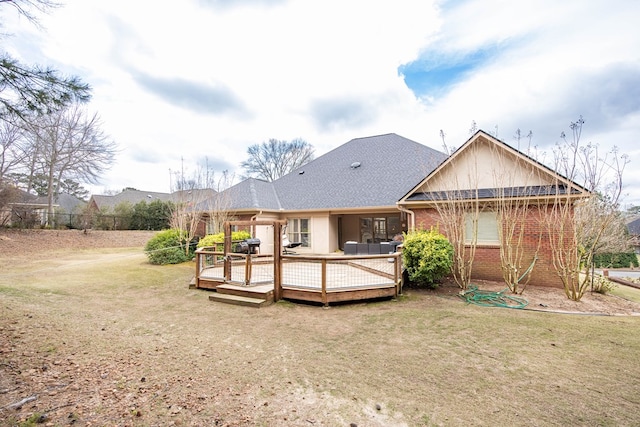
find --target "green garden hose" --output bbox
[459,285,529,309]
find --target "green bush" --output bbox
[402,228,453,288]
[145,229,192,265]
[593,252,639,269]
[197,230,251,251]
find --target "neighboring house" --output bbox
[87,188,216,212]
[626,216,640,253]
[87,189,175,213]
[87,188,216,230]
[200,131,589,288]
[2,189,86,227]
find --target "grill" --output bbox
[235,238,261,254]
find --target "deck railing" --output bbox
[281,253,402,289]
[195,246,274,286]
[195,248,403,304]
[195,247,225,284]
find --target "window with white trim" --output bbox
[288,218,310,247]
[465,211,499,244]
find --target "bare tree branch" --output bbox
[541,116,628,301]
[241,138,314,181]
[0,1,91,122]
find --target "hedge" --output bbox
[593,252,639,269]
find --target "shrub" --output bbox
[402,228,453,288]
[197,230,251,251]
[592,275,617,294]
[145,229,192,265]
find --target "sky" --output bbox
[3,0,640,206]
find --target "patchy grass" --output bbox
[1,248,640,426]
[610,283,640,303]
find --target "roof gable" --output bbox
[400,130,589,203]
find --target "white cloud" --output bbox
[3,0,639,206]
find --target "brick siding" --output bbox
[412,206,573,288]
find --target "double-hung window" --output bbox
[288,218,310,247]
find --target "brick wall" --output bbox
[412,205,573,288]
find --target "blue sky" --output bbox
[400,45,502,98]
[2,0,640,206]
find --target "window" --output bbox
[288,218,310,247]
[465,211,499,244]
[360,215,402,243]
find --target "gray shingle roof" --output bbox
[213,133,447,211]
[10,191,85,212]
[89,189,174,211]
[627,217,640,236]
[50,193,86,212]
[197,178,282,211]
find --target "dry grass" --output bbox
[1,235,640,426]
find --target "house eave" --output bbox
[277,205,401,215]
[398,192,589,207]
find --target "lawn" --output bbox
[1,247,639,426]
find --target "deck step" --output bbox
[209,293,270,308]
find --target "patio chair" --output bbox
[282,229,302,254]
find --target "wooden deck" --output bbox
[195,253,403,307]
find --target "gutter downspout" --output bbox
[397,203,414,233]
[250,210,263,237]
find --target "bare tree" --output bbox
[541,117,628,301]
[241,138,314,181]
[426,132,481,290]
[25,104,117,225]
[432,193,479,290]
[0,114,28,182]
[169,190,201,256]
[203,170,235,235]
[492,130,542,294]
[168,159,230,255]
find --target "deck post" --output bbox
[223,222,232,281]
[321,258,328,307]
[244,254,252,286]
[195,250,202,288]
[399,255,403,295]
[273,221,284,302]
